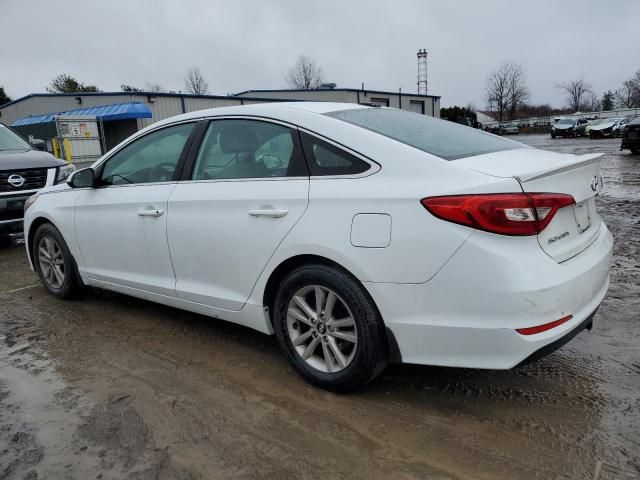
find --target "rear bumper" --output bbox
[516,307,597,366]
[365,224,613,369]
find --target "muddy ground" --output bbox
[1,135,638,480]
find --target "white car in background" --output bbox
[589,117,622,138]
[23,103,612,392]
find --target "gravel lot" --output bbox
[1,134,638,480]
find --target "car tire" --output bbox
[631,148,640,155]
[33,223,82,299]
[551,133,556,139]
[272,264,388,393]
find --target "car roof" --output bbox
[152,101,367,128]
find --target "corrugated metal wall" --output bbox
[0,90,441,131]
[1,94,148,127]
[238,90,353,103]
[238,90,440,117]
[0,94,255,129]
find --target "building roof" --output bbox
[0,91,294,111]
[11,101,152,126]
[234,88,441,99]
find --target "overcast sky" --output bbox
[2,0,638,108]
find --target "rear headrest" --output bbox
[219,124,260,153]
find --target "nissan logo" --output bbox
[590,175,600,192]
[7,174,25,188]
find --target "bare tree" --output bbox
[505,63,530,120]
[615,70,640,108]
[485,61,529,122]
[184,67,209,95]
[557,78,592,112]
[144,82,164,93]
[581,92,600,112]
[286,55,324,90]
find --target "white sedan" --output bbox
[23,103,612,392]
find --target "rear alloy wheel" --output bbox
[287,285,358,373]
[33,223,82,299]
[273,264,388,392]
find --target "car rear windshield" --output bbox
[325,108,523,160]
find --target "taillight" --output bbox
[421,193,575,236]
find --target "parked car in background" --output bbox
[576,118,592,137]
[589,118,621,138]
[0,122,74,236]
[551,118,580,138]
[23,103,612,392]
[614,115,638,137]
[621,116,640,154]
[499,122,519,135]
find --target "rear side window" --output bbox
[326,108,524,160]
[192,119,307,180]
[300,132,370,176]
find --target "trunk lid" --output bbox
[454,148,604,262]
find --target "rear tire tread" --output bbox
[272,264,388,393]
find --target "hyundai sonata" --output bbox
[23,103,612,392]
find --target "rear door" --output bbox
[167,118,309,311]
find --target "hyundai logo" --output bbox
[7,174,25,188]
[590,175,600,192]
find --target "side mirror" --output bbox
[30,138,47,151]
[67,168,95,188]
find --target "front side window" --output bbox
[191,119,306,180]
[100,123,194,185]
[326,107,524,161]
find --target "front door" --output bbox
[75,122,196,296]
[167,118,309,311]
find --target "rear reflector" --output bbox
[516,315,573,335]
[421,193,575,236]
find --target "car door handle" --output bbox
[248,209,289,218]
[137,208,164,217]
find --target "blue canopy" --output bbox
[12,101,152,126]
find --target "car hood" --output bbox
[591,121,617,130]
[554,123,575,130]
[0,149,65,170]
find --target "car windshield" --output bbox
[591,119,606,125]
[0,124,31,152]
[557,119,574,125]
[326,108,523,160]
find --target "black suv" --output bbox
[621,116,640,154]
[0,122,74,235]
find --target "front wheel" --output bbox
[272,264,388,393]
[33,223,82,299]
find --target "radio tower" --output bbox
[417,49,428,95]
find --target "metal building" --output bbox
[234,88,440,117]
[0,88,441,162]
